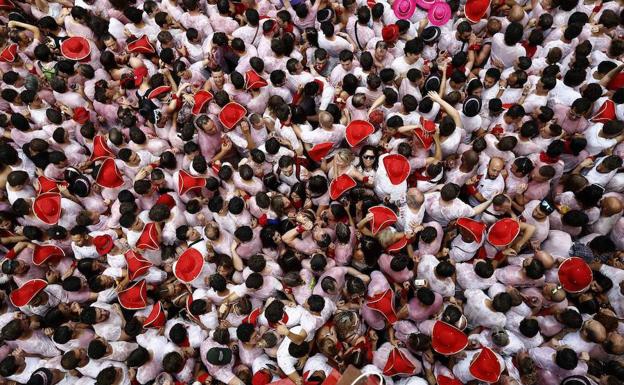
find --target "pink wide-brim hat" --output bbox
[393,0,418,19]
[428,1,452,26]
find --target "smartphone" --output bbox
[413,279,427,288]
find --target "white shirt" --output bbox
[424,193,476,226]
[92,302,124,341]
[464,289,507,328]
[416,254,455,298]
[299,301,336,342]
[585,123,618,156]
[456,261,496,289]
[276,325,305,375]
[490,33,526,67]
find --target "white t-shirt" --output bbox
[585,123,618,156]
[276,325,305,375]
[464,289,507,328]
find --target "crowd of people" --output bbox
[0,0,624,385]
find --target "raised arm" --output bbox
[600,63,624,87]
[427,91,462,129]
[431,132,442,161]
[8,21,43,42]
[345,266,371,283]
[229,241,244,272]
[471,196,495,216]
[438,60,449,97]
[368,94,386,115]
[512,222,536,252]
[356,212,374,237]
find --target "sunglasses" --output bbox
[363,155,375,160]
[551,285,562,295]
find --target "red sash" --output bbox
[366,289,398,324]
[476,244,505,261]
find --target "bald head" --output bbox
[461,149,479,168]
[508,5,525,22]
[319,111,333,128]
[601,196,623,216]
[406,188,424,209]
[583,319,607,343]
[487,157,505,179]
[605,332,624,355]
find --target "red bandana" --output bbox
[539,152,558,164]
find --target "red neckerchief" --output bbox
[521,41,538,58]
[258,213,269,226]
[477,243,507,261]
[292,89,303,105]
[180,336,190,347]
[563,140,573,154]
[536,306,556,317]
[494,249,506,261]
[539,152,559,164]
[313,79,325,94]
[291,199,303,209]
[233,2,247,14]
[361,338,374,362]
[243,308,262,325]
[446,65,465,78]
[412,167,431,181]
[136,222,160,250]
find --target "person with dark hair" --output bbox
[464,287,511,328]
[424,182,496,226]
[3,1,624,384]
[317,21,355,58]
[489,22,526,67]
